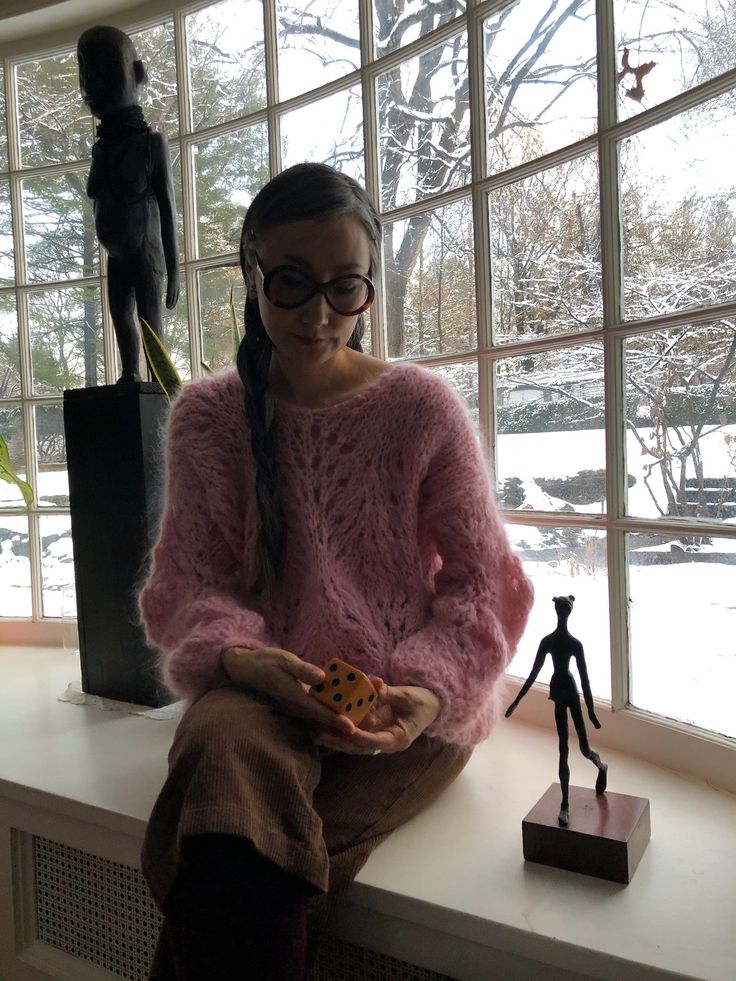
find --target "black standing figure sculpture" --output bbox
[505,595,608,826]
[77,26,179,383]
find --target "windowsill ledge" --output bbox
[0,646,734,981]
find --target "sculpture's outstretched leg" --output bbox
[135,266,165,384]
[570,699,608,795]
[554,702,570,825]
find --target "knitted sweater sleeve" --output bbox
[387,383,533,745]
[137,384,274,703]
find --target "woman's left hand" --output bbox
[311,679,441,755]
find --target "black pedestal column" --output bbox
[63,383,170,707]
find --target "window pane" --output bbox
[23,172,98,284]
[0,63,7,172]
[0,296,20,398]
[626,321,736,522]
[629,532,736,737]
[490,154,601,344]
[161,283,191,381]
[0,406,26,508]
[615,0,736,121]
[426,360,478,428]
[35,405,68,508]
[0,179,14,286]
[0,514,31,617]
[16,53,93,168]
[374,0,465,57]
[378,31,470,210]
[198,266,244,372]
[484,0,597,175]
[506,523,610,701]
[193,123,269,258]
[188,0,265,130]
[41,514,74,617]
[29,286,103,394]
[621,90,736,321]
[131,22,178,137]
[495,344,606,513]
[384,198,475,360]
[281,86,363,184]
[277,0,359,102]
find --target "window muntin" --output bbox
[384,197,475,361]
[614,0,736,120]
[187,0,266,130]
[495,344,607,515]
[620,89,736,322]
[377,31,470,210]
[276,0,360,102]
[280,85,364,184]
[484,0,598,175]
[629,531,736,738]
[0,62,7,172]
[489,153,602,344]
[505,524,610,701]
[16,53,93,168]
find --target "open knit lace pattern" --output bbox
[138,362,533,746]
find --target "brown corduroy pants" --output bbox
[141,685,472,977]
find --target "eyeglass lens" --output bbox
[267,268,371,314]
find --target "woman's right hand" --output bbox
[221,646,357,735]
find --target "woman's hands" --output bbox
[312,680,442,755]
[221,646,356,736]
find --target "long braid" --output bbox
[237,163,378,598]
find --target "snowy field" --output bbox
[1,426,734,738]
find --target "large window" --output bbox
[1,0,734,744]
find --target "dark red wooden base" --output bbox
[522,784,650,884]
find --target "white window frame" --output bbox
[0,0,734,787]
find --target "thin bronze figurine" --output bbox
[78,26,179,383]
[505,595,608,825]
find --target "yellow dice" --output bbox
[309,657,377,725]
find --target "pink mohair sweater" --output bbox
[137,362,533,746]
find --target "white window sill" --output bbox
[0,646,734,980]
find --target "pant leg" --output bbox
[307,736,473,939]
[141,685,329,913]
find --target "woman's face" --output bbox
[246,212,374,367]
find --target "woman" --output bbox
[138,162,533,980]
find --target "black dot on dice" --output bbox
[368,693,375,702]
[347,673,356,681]
[345,703,353,712]
[329,663,338,671]
[333,693,342,702]
[314,683,325,693]
[357,698,364,707]
[331,678,340,687]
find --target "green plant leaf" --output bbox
[230,284,243,363]
[0,435,33,509]
[201,361,213,374]
[139,318,182,403]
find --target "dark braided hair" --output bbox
[236,163,381,599]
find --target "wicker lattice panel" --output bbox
[33,835,162,981]
[32,834,458,981]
